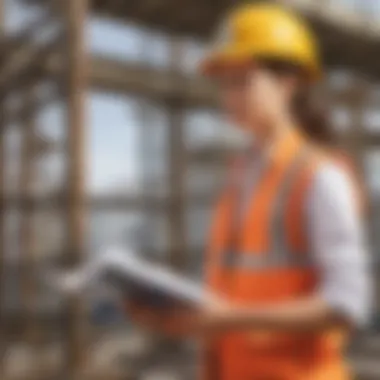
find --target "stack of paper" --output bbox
[51,246,221,310]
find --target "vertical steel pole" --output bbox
[136,31,156,261]
[19,87,37,346]
[0,0,6,374]
[157,36,188,375]
[64,0,88,378]
[344,78,366,177]
[167,37,186,271]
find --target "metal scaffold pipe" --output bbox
[167,37,187,271]
[1,84,60,127]
[0,2,57,55]
[19,86,38,347]
[0,31,63,96]
[0,0,5,375]
[62,0,89,378]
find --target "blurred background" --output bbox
[1,0,380,379]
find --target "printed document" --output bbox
[52,246,221,309]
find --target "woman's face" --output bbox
[216,64,297,133]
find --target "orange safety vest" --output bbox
[203,130,351,380]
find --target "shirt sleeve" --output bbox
[307,162,373,327]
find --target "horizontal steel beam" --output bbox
[89,56,217,106]
[3,43,380,148]
[0,41,217,107]
[0,193,214,211]
[17,0,380,79]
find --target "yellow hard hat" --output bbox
[200,3,321,81]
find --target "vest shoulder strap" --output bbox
[284,148,325,253]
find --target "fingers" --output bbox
[123,299,197,337]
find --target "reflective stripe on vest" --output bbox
[222,251,311,269]
[221,146,312,270]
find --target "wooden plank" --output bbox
[0,40,217,107]
[88,56,217,106]
[1,192,214,211]
[18,87,39,346]
[167,37,187,270]
[62,0,89,378]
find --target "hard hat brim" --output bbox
[199,46,321,82]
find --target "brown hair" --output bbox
[258,59,338,147]
[292,88,338,147]
[259,59,368,213]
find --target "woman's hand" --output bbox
[127,294,355,337]
[163,300,233,336]
[125,298,231,338]
[125,299,198,337]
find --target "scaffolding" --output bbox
[0,0,380,379]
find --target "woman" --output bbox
[130,4,372,380]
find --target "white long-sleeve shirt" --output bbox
[237,151,372,327]
[308,163,372,327]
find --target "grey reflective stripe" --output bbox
[221,147,311,270]
[220,147,313,271]
[269,147,311,266]
[222,251,311,269]
[225,148,269,255]
[238,152,268,221]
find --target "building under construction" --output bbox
[1,0,380,379]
